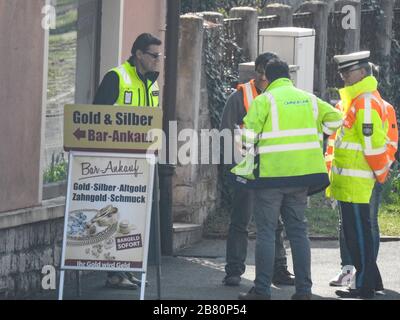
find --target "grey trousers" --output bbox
[253,187,312,296]
[225,187,288,277]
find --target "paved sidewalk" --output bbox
[33,239,400,300]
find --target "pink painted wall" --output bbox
[0,0,46,212]
[121,0,167,101]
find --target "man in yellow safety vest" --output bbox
[93,33,162,290]
[220,52,295,288]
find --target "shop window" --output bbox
[43,0,101,199]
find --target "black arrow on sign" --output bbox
[73,128,86,140]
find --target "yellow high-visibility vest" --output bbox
[111,61,159,107]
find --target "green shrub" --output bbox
[181,0,271,16]
[43,154,68,184]
[379,164,400,236]
[381,164,400,204]
[379,201,400,236]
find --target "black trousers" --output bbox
[339,201,383,292]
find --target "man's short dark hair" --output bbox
[265,59,290,83]
[131,33,162,57]
[255,52,278,71]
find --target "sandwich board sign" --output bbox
[59,105,162,300]
[61,152,155,271]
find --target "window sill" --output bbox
[0,197,65,231]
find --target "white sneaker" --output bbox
[329,265,355,287]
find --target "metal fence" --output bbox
[326,11,347,92]
[293,12,314,29]
[258,15,280,31]
[360,9,379,63]
[390,8,400,112]
[223,18,246,89]
[394,9,400,41]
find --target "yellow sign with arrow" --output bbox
[64,104,163,153]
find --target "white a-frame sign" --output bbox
[60,105,163,300]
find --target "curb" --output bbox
[204,234,400,242]
[380,236,400,242]
[309,236,338,241]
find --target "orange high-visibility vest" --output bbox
[384,101,399,164]
[325,102,341,173]
[326,91,390,184]
[237,80,259,113]
[353,93,389,183]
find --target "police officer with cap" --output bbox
[328,51,390,299]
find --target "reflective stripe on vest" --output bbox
[261,92,319,133]
[116,65,133,86]
[310,94,319,122]
[363,93,374,150]
[325,154,333,162]
[324,120,344,128]
[325,138,335,171]
[360,93,390,182]
[336,142,363,151]
[260,128,318,139]
[241,128,258,143]
[324,98,339,172]
[237,80,258,113]
[258,141,321,154]
[364,146,387,156]
[323,120,343,136]
[264,92,280,131]
[332,166,374,179]
[257,92,321,154]
[311,95,328,143]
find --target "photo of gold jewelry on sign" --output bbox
[117,220,137,235]
[67,205,119,246]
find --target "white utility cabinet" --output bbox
[239,62,299,86]
[259,27,315,93]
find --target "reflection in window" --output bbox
[44,0,78,184]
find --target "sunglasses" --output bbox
[338,67,362,77]
[144,51,162,59]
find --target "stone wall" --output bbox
[0,200,81,299]
[0,219,63,298]
[172,14,219,226]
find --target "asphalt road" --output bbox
[33,239,400,300]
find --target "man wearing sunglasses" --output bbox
[94,32,162,107]
[327,59,398,295]
[327,51,391,299]
[93,33,162,290]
